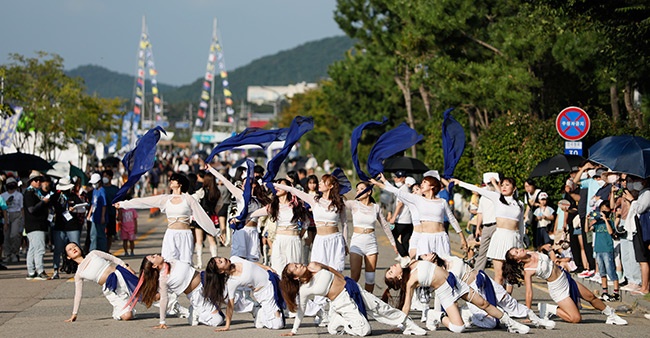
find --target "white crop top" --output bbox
[292,269,334,334]
[226,256,270,301]
[445,256,471,282]
[166,260,195,295]
[416,261,437,287]
[457,182,523,221]
[525,252,554,280]
[384,184,461,233]
[118,193,218,236]
[72,250,128,315]
[345,200,396,247]
[250,203,300,230]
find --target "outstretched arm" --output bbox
[273,183,316,206]
[207,166,243,200]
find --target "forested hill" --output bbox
[66,35,354,103]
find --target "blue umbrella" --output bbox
[588,135,650,178]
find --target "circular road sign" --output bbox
[556,106,590,141]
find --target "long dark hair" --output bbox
[280,265,314,312]
[499,177,522,210]
[269,179,308,223]
[252,181,272,206]
[503,249,525,286]
[201,173,221,216]
[134,256,164,308]
[170,173,190,193]
[382,266,412,309]
[315,174,345,212]
[60,242,85,274]
[203,257,233,307]
[306,175,319,194]
[356,181,376,204]
[286,170,302,189]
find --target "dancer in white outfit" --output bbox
[418,252,555,330]
[346,181,397,292]
[504,248,627,325]
[204,256,285,331]
[114,173,218,264]
[63,242,138,322]
[250,178,307,274]
[127,254,225,328]
[207,166,270,262]
[384,256,530,334]
[372,174,467,258]
[452,177,524,287]
[279,262,426,336]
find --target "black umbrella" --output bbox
[0,152,53,172]
[529,154,586,178]
[383,156,429,174]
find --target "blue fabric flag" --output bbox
[205,128,289,164]
[367,123,423,178]
[104,265,140,293]
[267,270,286,310]
[350,118,388,182]
[262,116,314,189]
[441,108,465,179]
[564,270,581,308]
[113,126,166,203]
[331,168,352,195]
[476,270,499,326]
[230,159,255,230]
[344,277,368,319]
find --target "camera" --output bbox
[589,211,601,220]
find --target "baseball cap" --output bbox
[594,168,606,177]
[28,171,43,182]
[6,177,17,185]
[89,173,102,184]
[405,177,416,186]
[394,170,407,178]
[423,170,440,180]
[539,192,548,200]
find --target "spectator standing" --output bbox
[23,171,51,280]
[589,201,621,301]
[2,177,23,263]
[387,171,413,258]
[51,177,83,279]
[533,192,555,251]
[473,180,498,272]
[627,176,650,295]
[88,173,108,252]
[102,170,119,253]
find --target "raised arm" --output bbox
[184,194,219,236]
[451,179,501,204]
[206,166,243,200]
[273,183,316,206]
[249,206,269,219]
[115,195,167,210]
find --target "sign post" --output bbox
[556,106,590,155]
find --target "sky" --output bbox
[0,0,344,86]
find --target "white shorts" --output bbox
[435,274,470,309]
[162,229,194,264]
[311,232,346,272]
[271,234,303,274]
[547,272,571,304]
[349,232,378,256]
[102,270,133,320]
[187,284,224,326]
[231,226,260,262]
[416,231,451,257]
[486,228,523,260]
[408,231,422,252]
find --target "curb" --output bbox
[573,273,650,314]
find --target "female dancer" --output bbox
[346,181,397,292]
[372,174,467,258]
[273,174,348,272]
[451,177,523,287]
[62,242,137,322]
[127,254,224,328]
[249,178,308,274]
[207,165,271,262]
[384,255,530,334]
[114,173,218,264]
[203,256,285,331]
[193,172,222,268]
[303,174,320,262]
[279,262,426,336]
[418,252,555,330]
[503,247,627,325]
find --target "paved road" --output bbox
[1,211,648,337]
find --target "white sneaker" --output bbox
[530,316,555,330]
[425,310,441,331]
[174,303,190,318]
[502,314,530,334]
[461,307,473,328]
[402,318,426,335]
[605,313,628,325]
[537,303,548,319]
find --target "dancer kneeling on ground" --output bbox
[127,254,225,328]
[384,255,530,334]
[503,247,627,325]
[418,252,555,330]
[62,242,138,322]
[204,256,285,331]
[279,262,426,336]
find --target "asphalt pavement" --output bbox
[1,211,648,337]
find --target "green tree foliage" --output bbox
[1,52,122,161]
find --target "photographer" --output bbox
[610,173,642,293]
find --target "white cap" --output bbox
[423,170,440,180]
[587,169,596,178]
[405,177,416,186]
[539,192,548,200]
[89,173,101,184]
[483,172,499,184]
